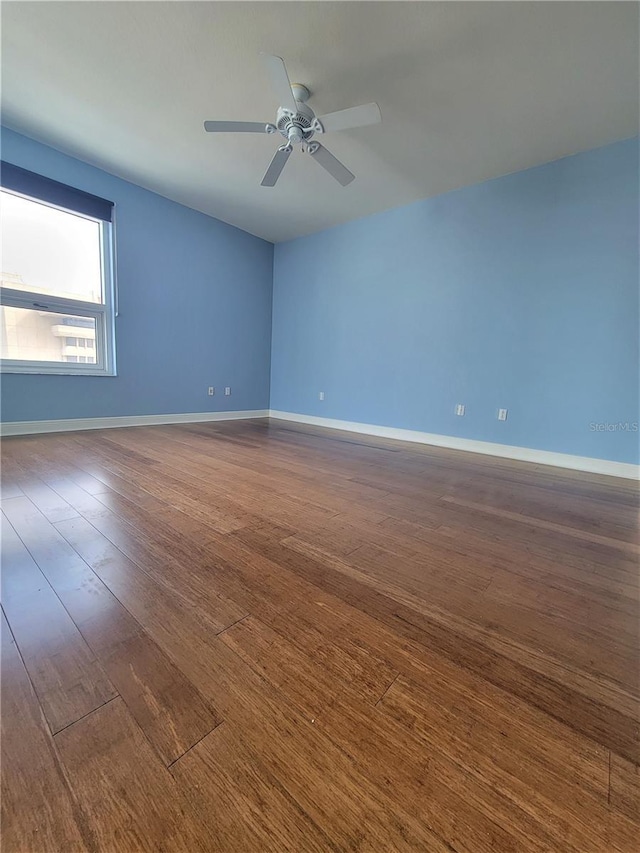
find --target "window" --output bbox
[1,163,116,375]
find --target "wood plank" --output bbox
[0,479,23,499]
[221,610,639,852]
[175,652,459,852]
[49,487,251,628]
[378,513,640,601]
[2,499,220,765]
[0,452,79,522]
[610,753,640,823]
[171,722,338,852]
[235,522,640,763]
[54,513,246,635]
[14,474,80,523]
[1,611,89,852]
[268,533,640,762]
[221,614,370,718]
[54,697,206,852]
[83,612,220,766]
[442,479,640,537]
[318,689,568,853]
[377,675,639,852]
[440,494,640,552]
[1,510,117,733]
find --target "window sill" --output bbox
[1,363,116,376]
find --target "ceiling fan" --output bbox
[204,53,381,187]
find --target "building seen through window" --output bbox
[1,274,97,365]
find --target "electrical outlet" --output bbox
[455,403,465,416]
[208,386,215,396]
[319,391,325,401]
[224,386,231,396]
[498,408,508,421]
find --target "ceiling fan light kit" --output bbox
[204,53,382,187]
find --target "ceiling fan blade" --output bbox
[260,53,298,113]
[204,121,267,133]
[316,102,381,133]
[308,143,355,186]
[261,147,292,187]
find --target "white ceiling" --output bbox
[2,1,638,243]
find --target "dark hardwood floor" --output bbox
[1,417,638,852]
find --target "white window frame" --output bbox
[0,190,116,376]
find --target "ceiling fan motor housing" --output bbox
[276,101,316,145]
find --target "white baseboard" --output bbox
[1,409,270,437]
[269,410,639,480]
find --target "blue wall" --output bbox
[271,139,639,465]
[1,127,273,420]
